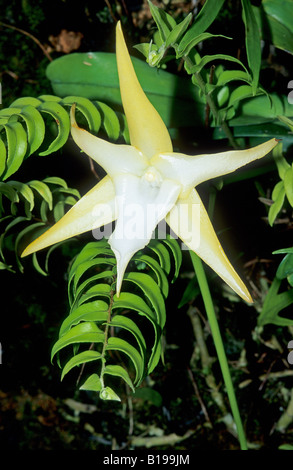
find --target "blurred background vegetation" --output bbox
[1,0,293,451]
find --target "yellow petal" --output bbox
[21,176,116,257]
[116,21,173,158]
[166,189,253,303]
[153,138,279,198]
[70,105,148,177]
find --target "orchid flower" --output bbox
[22,22,278,303]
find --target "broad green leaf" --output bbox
[133,254,169,298]
[15,222,45,271]
[268,182,285,226]
[19,105,46,155]
[80,373,102,391]
[179,0,225,52]
[112,291,161,373]
[106,336,145,385]
[72,257,116,294]
[94,101,120,141]
[103,364,135,392]
[2,121,27,180]
[272,142,290,179]
[37,101,70,156]
[147,239,171,274]
[61,96,101,134]
[0,139,6,177]
[276,253,293,281]
[7,181,34,211]
[162,235,182,281]
[241,0,261,94]
[72,272,114,307]
[60,300,109,336]
[284,166,293,207]
[215,70,252,88]
[109,314,146,362]
[51,322,105,361]
[61,350,102,380]
[0,182,19,203]
[10,97,42,107]
[123,272,166,330]
[28,180,53,210]
[75,284,112,307]
[43,176,68,188]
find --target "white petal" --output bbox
[152,139,278,197]
[70,105,148,177]
[109,173,181,295]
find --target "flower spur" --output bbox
[21,21,278,302]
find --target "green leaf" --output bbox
[272,142,290,179]
[100,386,121,402]
[80,373,102,391]
[179,0,225,53]
[112,291,161,374]
[103,364,135,392]
[109,314,147,362]
[241,0,261,94]
[61,96,101,134]
[0,139,6,177]
[72,257,116,294]
[276,253,293,281]
[177,33,230,57]
[133,253,169,298]
[268,182,285,226]
[19,105,46,155]
[60,300,109,336]
[165,13,192,48]
[28,180,53,210]
[258,277,293,327]
[43,176,68,188]
[1,122,27,180]
[189,54,248,75]
[148,0,176,43]
[7,181,35,211]
[106,336,145,385]
[284,166,293,207]
[161,235,182,281]
[61,350,102,380]
[147,239,171,275]
[51,322,105,361]
[94,101,120,141]
[123,272,166,330]
[37,101,70,156]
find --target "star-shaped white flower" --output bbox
[22,22,278,303]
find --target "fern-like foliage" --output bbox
[0,95,129,181]
[51,235,182,401]
[0,176,80,273]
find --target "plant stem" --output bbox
[189,251,248,450]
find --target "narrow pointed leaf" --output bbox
[61,350,102,380]
[103,364,135,392]
[106,336,145,385]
